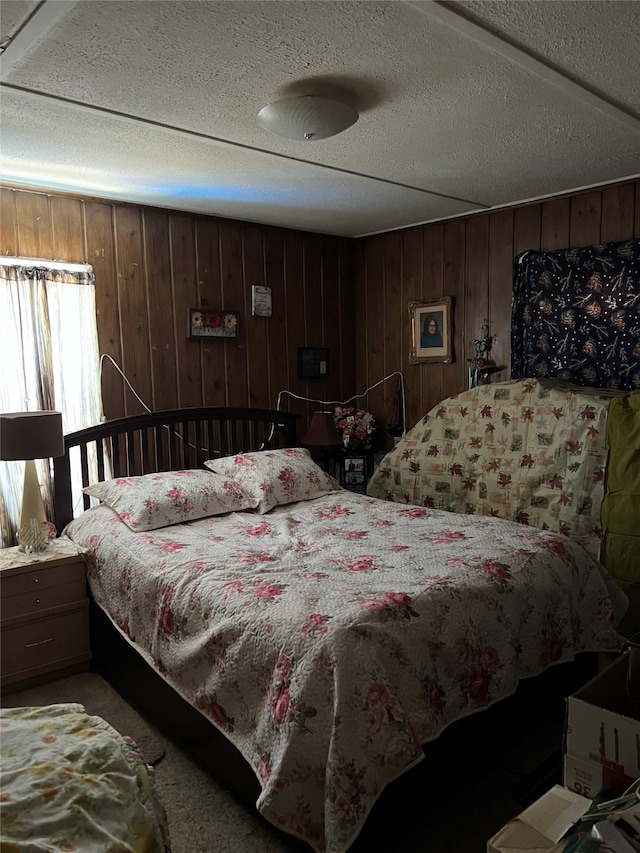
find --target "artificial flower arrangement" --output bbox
[333,406,376,452]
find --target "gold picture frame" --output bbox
[409,297,453,364]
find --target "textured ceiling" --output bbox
[1,0,639,238]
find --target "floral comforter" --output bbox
[0,704,169,853]
[64,492,627,853]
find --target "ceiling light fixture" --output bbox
[257,95,358,141]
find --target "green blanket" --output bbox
[601,391,640,636]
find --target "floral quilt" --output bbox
[63,492,627,853]
[0,703,170,853]
[367,379,624,561]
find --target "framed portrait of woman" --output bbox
[408,297,453,364]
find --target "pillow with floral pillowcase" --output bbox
[82,469,253,531]
[204,447,340,514]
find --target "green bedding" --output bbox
[600,391,640,636]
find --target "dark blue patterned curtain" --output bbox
[511,238,640,390]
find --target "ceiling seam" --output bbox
[0,82,491,212]
[407,0,640,135]
[356,175,640,240]
[0,1,79,73]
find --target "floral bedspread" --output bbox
[0,703,169,853]
[368,379,624,560]
[64,493,627,853]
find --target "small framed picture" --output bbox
[188,308,239,339]
[298,347,329,379]
[408,297,453,364]
[340,455,367,491]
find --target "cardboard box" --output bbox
[487,785,591,853]
[564,652,640,798]
[564,752,636,801]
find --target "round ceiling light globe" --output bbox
[257,95,358,141]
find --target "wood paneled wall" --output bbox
[0,188,355,438]
[3,180,639,447]
[354,180,640,442]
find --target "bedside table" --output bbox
[0,538,91,693]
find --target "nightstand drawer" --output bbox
[2,579,87,620]
[1,607,90,683]
[0,560,85,596]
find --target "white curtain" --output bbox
[0,264,103,546]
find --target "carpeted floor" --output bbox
[2,672,165,765]
[1,673,296,853]
[0,663,593,853]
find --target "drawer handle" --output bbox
[33,578,39,584]
[24,637,54,649]
[34,598,40,604]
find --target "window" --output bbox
[0,260,103,546]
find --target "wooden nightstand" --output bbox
[0,538,91,693]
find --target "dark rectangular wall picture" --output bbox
[298,347,329,379]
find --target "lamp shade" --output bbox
[302,411,342,447]
[0,411,64,461]
[258,95,358,141]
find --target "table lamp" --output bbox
[302,411,342,473]
[0,411,64,550]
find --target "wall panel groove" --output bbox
[356,180,640,440]
[2,180,637,447]
[1,187,355,442]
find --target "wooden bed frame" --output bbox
[53,406,299,531]
[51,406,306,831]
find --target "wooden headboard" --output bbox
[53,406,300,531]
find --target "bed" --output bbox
[53,406,628,853]
[0,703,170,852]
